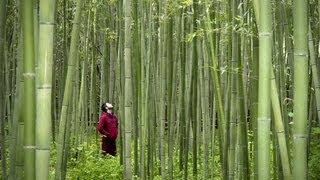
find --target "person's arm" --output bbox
[115,116,119,128]
[97,115,109,136]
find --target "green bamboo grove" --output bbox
[0,0,320,179]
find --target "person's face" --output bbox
[107,107,113,112]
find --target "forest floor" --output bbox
[46,127,320,180]
[1,128,319,179]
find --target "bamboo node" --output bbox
[37,85,52,89]
[258,32,272,37]
[39,21,55,25]
[293,134,308,139]
[23,73,35,78]
[257,117,271,122]
[24,145,36,149]
[293,53,308,57]
[35,148,50,151]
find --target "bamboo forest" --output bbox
[1,0,320,179]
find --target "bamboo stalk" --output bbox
[257,0,272,178]
[292,1,309,179]
[35,0,55,179]
[0,0,7,179]
[308,24,320,125]
[270,69,292,180]
[228,0,238,178]
[123,0,133,178]
[22,0,36,178]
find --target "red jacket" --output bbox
[97,112,119,140]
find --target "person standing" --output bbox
[97,103,119,156]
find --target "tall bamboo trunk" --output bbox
[251,1,259,179]
[138,0,148,178]
[257,0,272,179]
[15,24,25,180]
[292,0,309,179]
[9,34,23,180]
[22,0,36,179]
[228,0,238,178]
[237,23,249,180]
[0,0,8,179]
[270,69,292,180]
[123,0,133,178]
[35,0,55,179]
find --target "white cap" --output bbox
[106,103,113,109]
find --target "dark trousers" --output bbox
[101,136,116,156]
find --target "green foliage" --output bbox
[48,142,122,180]
[308,127,320,180]
[288,112,294,118]
[149,150,221,180]
[66,143,123,180]
[47,139,223,179]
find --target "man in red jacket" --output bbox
[97,103,119,156]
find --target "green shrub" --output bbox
[66,143,123,180]
[308,127,320,180]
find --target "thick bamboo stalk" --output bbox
[182,7,194,179]
[166,6,176,180]
[0,0,7,179]
[228,0,238,178]
[237,29,249,180]
[22,0,36,179]
[75,59,86,147]
[132,1,139,174]
[115,0,124,167]
[138,0,149,178]
[178,7,187,172]
[292,0,309,179]
[15,26,25,180]
[109,6,116,102]
[89,1,98,131]
[251,1,259,179]
[148,19,157,176]
[270,69,292,180]
[200,37,211,179]
[157,1,169,178]
[257,0,272,179]
[145,2,154,177]
[82,5,91,145]
[34,0,39,87]
[35,0,55,179]
[191,2,199,177]
[9,34,23,180]
[100,26,109,103]
[124,0,133,178]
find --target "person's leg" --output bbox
[110,140,116,156]
[101,137,108,155]
[105,139,117,156]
